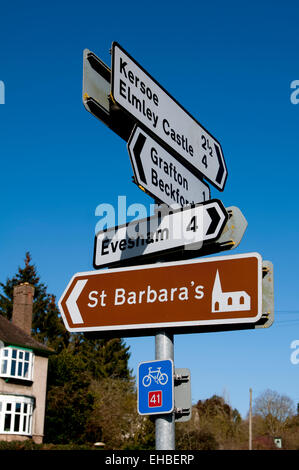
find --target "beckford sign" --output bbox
[128,125,210,207]
[111,42,228,191]
[59,253,263,334]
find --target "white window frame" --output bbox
[0,347,34,381]
[0,395,34,436]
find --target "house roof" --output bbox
[0,314,54,356]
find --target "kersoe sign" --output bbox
[111,42,227,191]
[59,253,262,334]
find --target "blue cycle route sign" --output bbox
[137,359,174,415]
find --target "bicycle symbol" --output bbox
[142,367,168,387]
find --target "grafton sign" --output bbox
[128,126,210,207]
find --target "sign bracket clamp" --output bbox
[174,407,191,416]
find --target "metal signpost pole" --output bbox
[155,330,175,450]
[76,42,275,456]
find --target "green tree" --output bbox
[45,348,94,444]
[86,378,142,449]
[44,334,132,444]
[86,377,155,450]
[0,252,69,351]
[45,337,132,445]
[1,253,134,445]
[71,333,131,380]
[176,426,219,450]
[196,395,242,448]
[253,389,295,437]
[196,395,241,430]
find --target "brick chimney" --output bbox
[12,283,35,336]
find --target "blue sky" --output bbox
[1,0,299,418]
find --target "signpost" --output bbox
[77,42,274,451]
[137,359,174,415]
[128,125,210,207]
[111,42,228,191]
[59,252,263,335]
[93,199,227,269]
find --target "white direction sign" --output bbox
[128,125,210,208]
[111,42,228,191]
[93,199,227,269]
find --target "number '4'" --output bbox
[202,155,208,169]
[187,216,198,233]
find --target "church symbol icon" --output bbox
[212,270,251,313]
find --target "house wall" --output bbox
[0,354,48,444]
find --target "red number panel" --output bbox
[148,390,162,408]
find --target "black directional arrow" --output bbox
[206,206,222,236]
[133,132,147,185]
[214,144,226,187]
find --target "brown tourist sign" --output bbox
[58,252,263,335]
